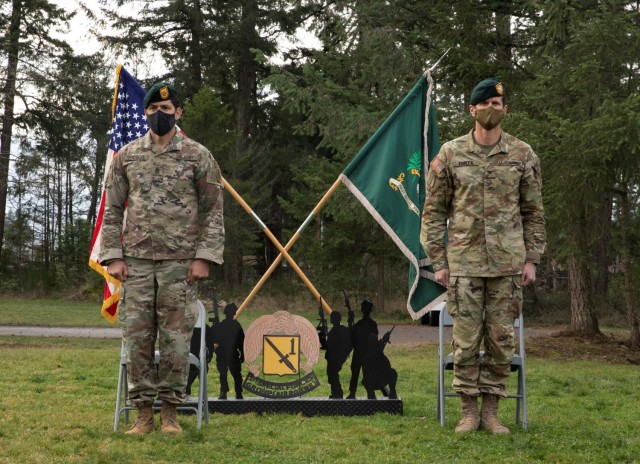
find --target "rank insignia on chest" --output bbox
[430,157,445,174]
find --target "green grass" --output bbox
[0,297,413,328]
[0,336,638,463]
[0,299,114,327]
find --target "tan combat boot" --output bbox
[480,393,510,435]
[125,405,154,435]
[455,395,480,433]
[160,401,183,434]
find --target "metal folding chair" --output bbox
[114,300,210,431]
[435,302,527,429]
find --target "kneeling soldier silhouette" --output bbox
[362,329,397,399]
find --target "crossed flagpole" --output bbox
[224,177,342,319]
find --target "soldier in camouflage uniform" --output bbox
[420,78,545,434]
[99,82,224,435]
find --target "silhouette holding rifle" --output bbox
[346,299,378,399]
[317,297,329,350]
[325,310,353,399]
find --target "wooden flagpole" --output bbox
[223,177,341,318]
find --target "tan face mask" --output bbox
[473,106,505,130]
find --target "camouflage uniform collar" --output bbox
[465,130,510,156]
[141,130,185,154]
[167,130,185,151]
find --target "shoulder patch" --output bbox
[430,157,445,175]
[207,161,222,185]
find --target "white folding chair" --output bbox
[435,303,527,429]
[114,300,210,431]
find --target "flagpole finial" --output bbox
[425,48,452,75]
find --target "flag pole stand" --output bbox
[182,396,403,417]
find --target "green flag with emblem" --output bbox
[339,74,445,320]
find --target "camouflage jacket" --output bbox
[420,130,545,277]
[98,131,224,264]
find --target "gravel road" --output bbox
[0,323,556,344]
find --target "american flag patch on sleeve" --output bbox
[430,157,445,174]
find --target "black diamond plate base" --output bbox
[185,397,403,416]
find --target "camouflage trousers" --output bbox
[447,275,522,398]
[119,257,198,407]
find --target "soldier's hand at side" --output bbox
[187,258,210,283]
[107,260,129,282]
[435,269,450,287]
[521,262,536,286]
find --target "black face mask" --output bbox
[147,110,176,136]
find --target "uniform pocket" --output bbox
[127,170,151,194]
[446,276,460,317]
[117,286,127,326]
[167,156,198,193]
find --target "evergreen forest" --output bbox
[0,0,639,344]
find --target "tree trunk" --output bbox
[56,157,63,248]
[494,9,512,66]
[66,156,73,227]
[17,185,23,264]
[592,196,612,295]
[619,186,640,347]
[236,0,257,154]
[86,144,105,227]
[568,253,600,335]
[44,164,51,270]
[0,0,22,259]
[188,0,203,96]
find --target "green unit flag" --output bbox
[339,74,445,320]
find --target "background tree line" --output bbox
[0,0,638,345]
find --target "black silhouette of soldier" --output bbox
[325,311,353,399]
[186,303,215,397]
[362,332,398,399]
[346,300,378,399]
[212,303,245,399]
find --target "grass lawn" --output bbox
[0,297,413,328]
[0,336,638,464]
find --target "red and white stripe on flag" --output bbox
[88,65,148,323]
[88,147,121,322]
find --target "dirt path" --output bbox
[4,324,635,364]
[378,324,558,344]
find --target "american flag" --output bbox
[88,65,148,323]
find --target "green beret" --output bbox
[470,78,506,105]
[143,81,177,109]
